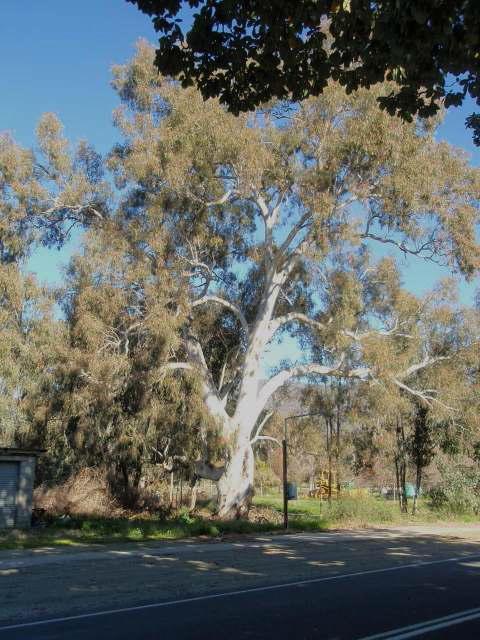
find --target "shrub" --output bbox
[34,468,121,517]
[177,507,195,526]
[428,463,480,515]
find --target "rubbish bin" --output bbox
[286,482,297,500]
[405,483,416,498]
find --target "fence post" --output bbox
[169,471,174,506]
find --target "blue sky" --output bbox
[1,1,479,309]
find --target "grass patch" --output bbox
[0,511,284,551]
[254,493,478,529]
[254,494,397,528]
[1,494,477,551]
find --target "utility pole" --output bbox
[282,433,288,529]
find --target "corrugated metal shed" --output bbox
[0,448,43,529]
[0,462,19,528]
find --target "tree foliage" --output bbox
[129,0,480,144]
[0,266,60,447]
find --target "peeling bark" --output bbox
[216,441,254,518]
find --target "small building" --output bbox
[0,448,43,529]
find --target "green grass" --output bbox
[254,493,479,528]
[1,494,477,551]
[0,512,283,551]
[255,494,397,528]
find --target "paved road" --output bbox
[1,525,480,639]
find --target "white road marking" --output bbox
[358,606,480,639]
[1,552,480,632]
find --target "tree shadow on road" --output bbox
[1,527,480,623]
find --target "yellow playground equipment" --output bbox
[308,470,338,499]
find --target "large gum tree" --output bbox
[2,42,479,517]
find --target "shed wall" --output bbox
[0,462,19,528]
[0,455,36,528]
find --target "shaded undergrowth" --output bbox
[0,494,477,550]
[0,510,284,550]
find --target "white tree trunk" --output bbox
[216,439,255,518]
[207,269,288,517]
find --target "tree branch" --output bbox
[252,435,282,447]
[343,320,413,342]
[192,295,249,339]
[158,337,231,427]
[250,411,273,444]
[204,189,237,207]
[268,312,329,339]
[359,232,444,264]
[192,461,225,481]
[269,313,411,343]
[400,354,451,379]
[257,355,347,408]
[391,378,455,411]
[277,211,313,259]
[218,355,229,393]
[158,362,195,374]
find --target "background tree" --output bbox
[0,123,77,453]
[348,277,480,513]
[0,267,60,449]
[301,379,355,498]
[408,404,436,515]
[129,0,480,144]
[0,115,110,250]
[48,223,224,507]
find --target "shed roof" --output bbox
[0,447,45,457]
